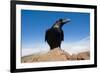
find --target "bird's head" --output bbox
[53,18,71,28]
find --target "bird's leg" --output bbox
[59,46,61,49]
[58,43,61,49]
[50,46,53,50]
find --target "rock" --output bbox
[77,51,90,60]
[21,48,90,63]
[37,48,71,62]
[70,54,78,60]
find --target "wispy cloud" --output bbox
[62,36,90,54]
[22,43,50,57]
[22,36,90,56]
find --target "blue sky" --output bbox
[21,9,90,49]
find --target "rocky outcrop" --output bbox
[21,48,90,63]
[36,48,71,62]
[77,51,90,60]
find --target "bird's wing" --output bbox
[45,30,48,41]
[61,30,64,41]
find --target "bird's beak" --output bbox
[63,19,71,24]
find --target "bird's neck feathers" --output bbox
[53,24,63,29]
[53,24,60,28]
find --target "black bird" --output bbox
[45,18,70,50]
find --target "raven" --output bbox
[45,18,70,50]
